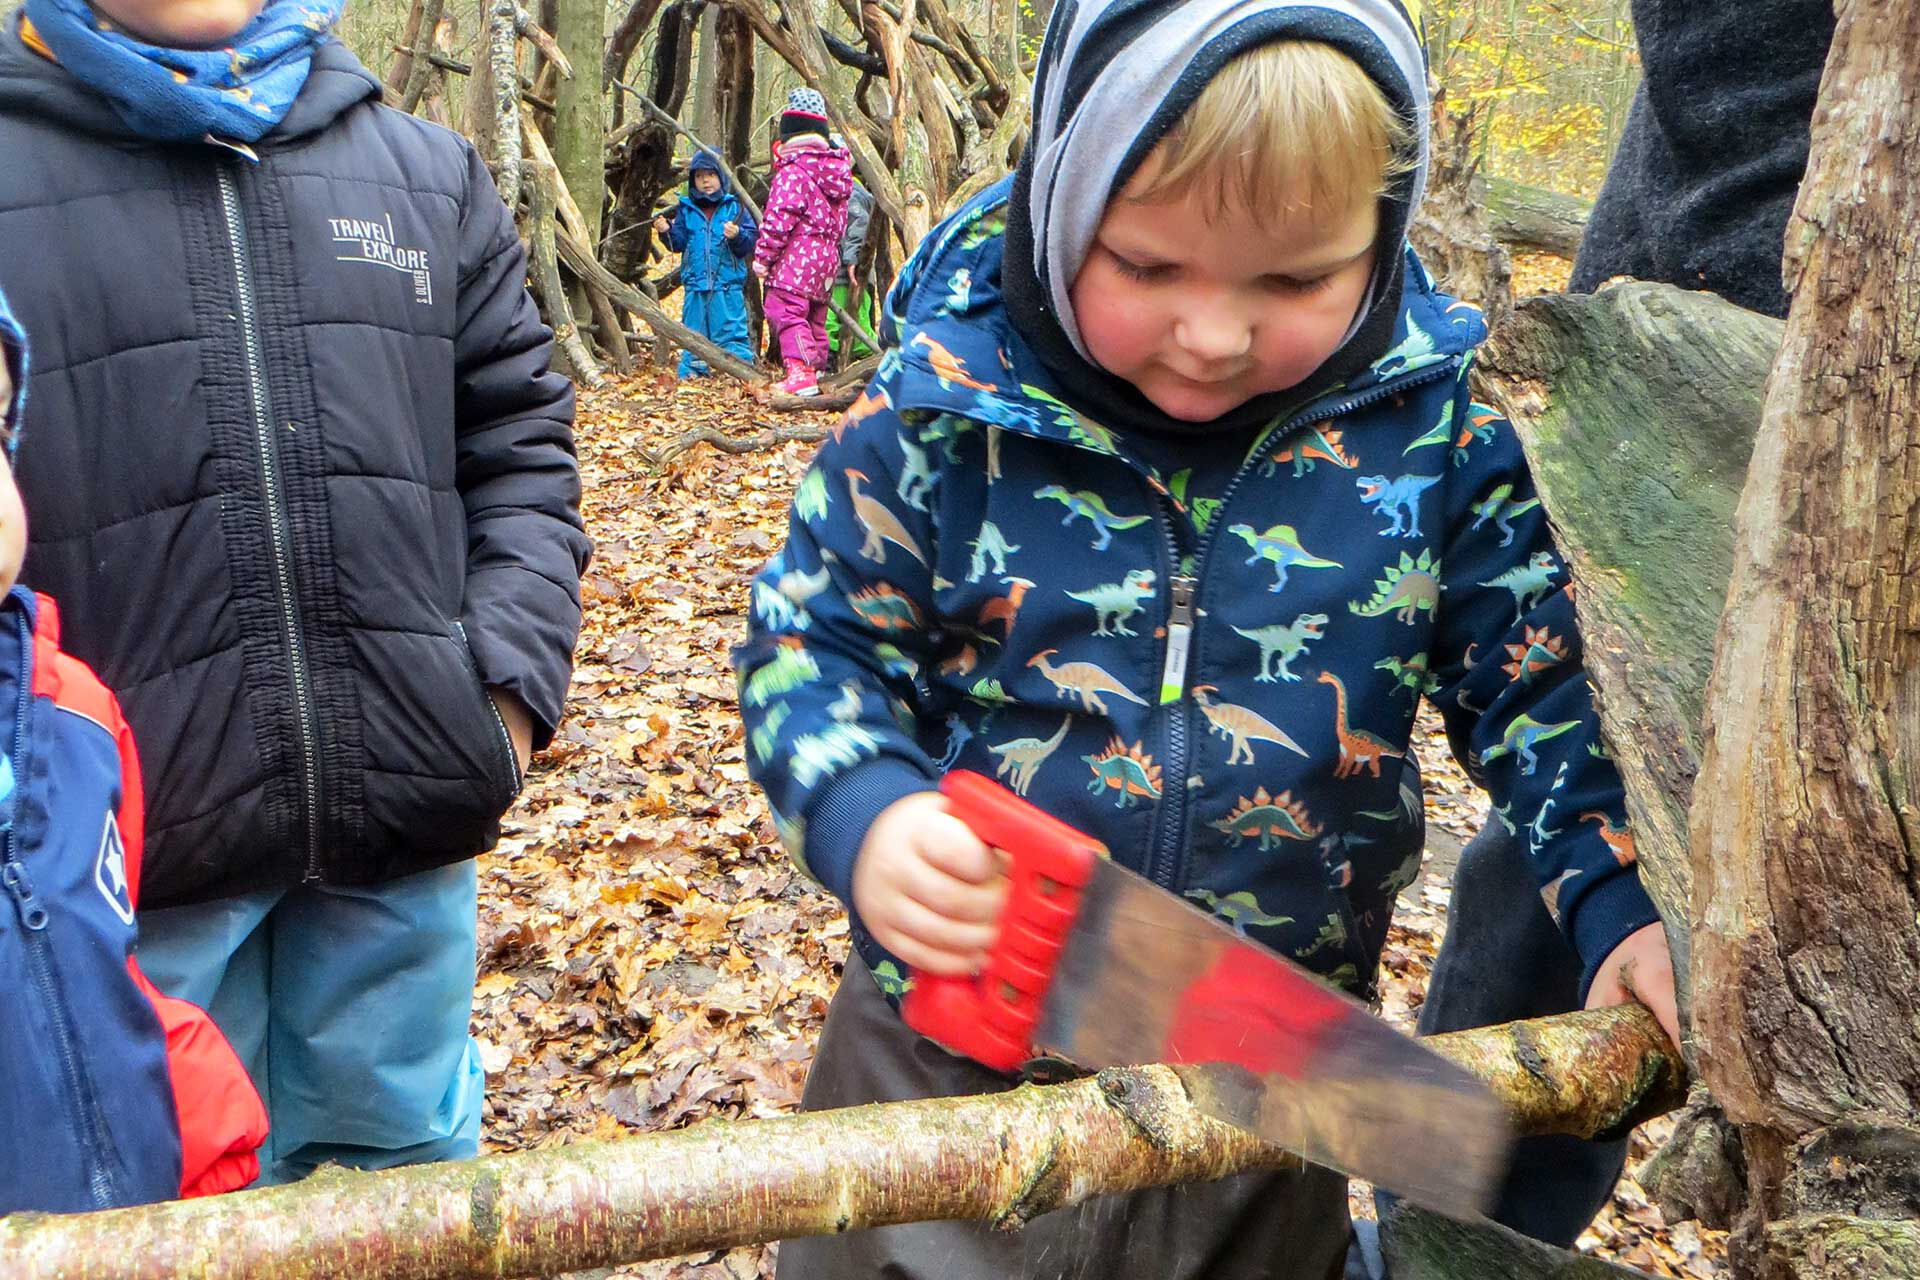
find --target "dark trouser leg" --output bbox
[777,955,1354,1280]
[1377,823,1628,1247]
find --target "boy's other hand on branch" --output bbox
[853,791,1007,976]
[724,221,740,239]
[1585,921,1681,1050]
[652,215,670,236]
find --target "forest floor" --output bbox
[470,253,1724,1279]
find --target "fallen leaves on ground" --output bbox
[473,364,1723,1278]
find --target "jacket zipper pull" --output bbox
[3,857,48,930]
[1158,576,1198,705]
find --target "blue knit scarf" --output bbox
[21,0,343,143]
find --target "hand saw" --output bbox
[901,770,1511,1218]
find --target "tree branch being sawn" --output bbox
[0,1005,1684,1280]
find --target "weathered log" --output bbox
[1482,176,1592,259]
[1686,0,1920,1271]
[1475,282,1783,1015]
[585,281,635,373]
[1384,1204,1655,1278]
[557,228,765,384]
[0,1007,1678,1279]
[1412,85,1511,329]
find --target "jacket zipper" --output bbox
[0,609,123,1207]
[1141,361,1460,893]
[217,166,325,880]
[454,621,522,794]
[1145,508,1194,889]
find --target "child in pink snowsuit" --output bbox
[753,88,854,397]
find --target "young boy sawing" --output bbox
[737,3,1678,1276]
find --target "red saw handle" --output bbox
[900,771,1104,1072]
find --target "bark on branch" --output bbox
[0,1006,1680,1280]
[526,162,604,388]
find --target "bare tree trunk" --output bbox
[0,1008,1678,1280]
[384,0,447,112]
[527,162,605,387]
[714,7,757,168]
[1409,82,1510,329]
[551,0,605,243]
[1687,2,1920,1275]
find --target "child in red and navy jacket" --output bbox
[0,288,267,1214]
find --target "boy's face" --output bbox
[0,362,22,598]
[1069,167,1379,423]
[693,170,723,196]
[90,0,268,48]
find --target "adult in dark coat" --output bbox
[1364,4,1835,1271]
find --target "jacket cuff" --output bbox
[803,757,939,911]
[1568,866,1663,1001]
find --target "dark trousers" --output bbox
[777,954,1355,1280]
[1375,823,1628,1248]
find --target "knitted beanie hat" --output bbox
[779,86,830,142]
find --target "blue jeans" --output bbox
[1373,823,1627,1255]
[135,861,485,1185]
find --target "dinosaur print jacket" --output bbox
[736,181,1659,1012]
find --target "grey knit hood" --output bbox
[1001,0,1431,432]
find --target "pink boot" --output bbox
[779,358,819,397]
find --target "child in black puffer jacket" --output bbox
[0,0,588,1186]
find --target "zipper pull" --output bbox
[3,858,48,930]
[1158,576,1198,705]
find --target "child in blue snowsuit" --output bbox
[654,149,758,378]
[738,4,1679,1277]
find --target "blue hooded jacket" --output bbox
[738,0,1659,1013]
[666,150,758,292]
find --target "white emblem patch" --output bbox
[94,811,135,926]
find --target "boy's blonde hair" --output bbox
[1130,41,1414,220]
